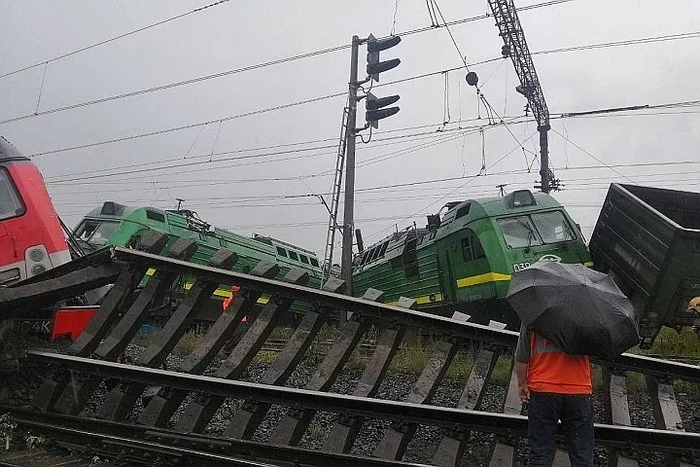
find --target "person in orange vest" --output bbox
[514,323,594,467]
[222,285,247,323]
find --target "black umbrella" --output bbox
[507,261,639,360]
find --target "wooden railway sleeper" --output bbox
[223,277,347,440]
[646,374,689,467]
[373,311,469,461]
[321,297,416,453]
[32,231,169,413]
[97,248,238,421]
[433,341,502,466]
[138,260,279,428]
[602,367,640,467]
[52,237,198,416]
[267,288,384,446]
[175,267,309,433]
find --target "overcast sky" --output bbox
[1,0,699,259]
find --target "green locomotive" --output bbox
[73,202,323,321]
[352,190,592,327]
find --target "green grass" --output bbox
[125,324,700,398]
[270,326,294,341]
[172,331,204,357]
[634,327,700,357]
[490,356,514,387]
[446,353,475,380]
[390,342,435,374]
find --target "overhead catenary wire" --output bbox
[43,116,505,182]
[54,171,699,209]
[41,98,700,187]
[49,167,700,201]
[362,130,541,242]
[44,123,494,184]
[0,0,234,80]
[6,29,699,157]
[0,0,570,127]
[550,128,636,184]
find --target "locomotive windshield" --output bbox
[498,216,542,249]
[498,211,576,249]
[0,168,25,220]
[75,219,120,246]
[530,211,576,243]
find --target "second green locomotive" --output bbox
[73,202,323,322]
[352,190,592,327]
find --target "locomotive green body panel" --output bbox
[74,202,322,320]
[352,190,592,325]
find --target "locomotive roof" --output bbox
[0,135,26,161]
[360,190,564,253]
[80,202,319,258]
[444,190,563,219]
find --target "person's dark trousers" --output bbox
[527,392,595,467]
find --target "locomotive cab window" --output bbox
[310,257,320,267]
[530,211,576,243]
[461,236,485,261]
[0,168,25,220]
[75,219,120,246]
[288,251,299,261]
[472,236,485,259]
[455,203,471,220]
[497,216,543,249]
[370,246,382,262]
[461,238,472,261]
[276,247,288,257]
[299,254,309,264]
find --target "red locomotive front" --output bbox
[0,136,70,285]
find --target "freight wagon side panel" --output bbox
[589,184,700,345]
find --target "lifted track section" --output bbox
[3,237,699,466]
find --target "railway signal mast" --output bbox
[487,0,559,193]
[323,33,401,293]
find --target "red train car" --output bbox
[0,136,71,285]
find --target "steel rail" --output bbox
[112,247,519,345]
[111,247,700,383]
[11,420,283,467]
[3,407,432,467]
[27,351,700,454]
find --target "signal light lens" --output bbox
[367,35,401,53]
[366,107,400,122]
[366,58,401,77]
[28,247,45,262]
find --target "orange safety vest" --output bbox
[527,331,592,395]
[222,286,247,323]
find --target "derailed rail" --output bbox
[2,233,700,466]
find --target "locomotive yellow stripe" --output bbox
[388,293,443,306]
[183,282,269,304]
[584,261,594,267]
[456,272,511,288]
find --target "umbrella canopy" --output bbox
[507,261,639,360]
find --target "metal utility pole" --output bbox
[488,0,554,193]
[340,36,361,294]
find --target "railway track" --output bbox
[2,232,700,466]
[0,450,95,467]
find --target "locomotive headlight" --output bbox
[25,244,52,277]
[28,247,46,262]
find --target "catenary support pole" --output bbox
[539,125,550,194]
[340,35,360,307]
